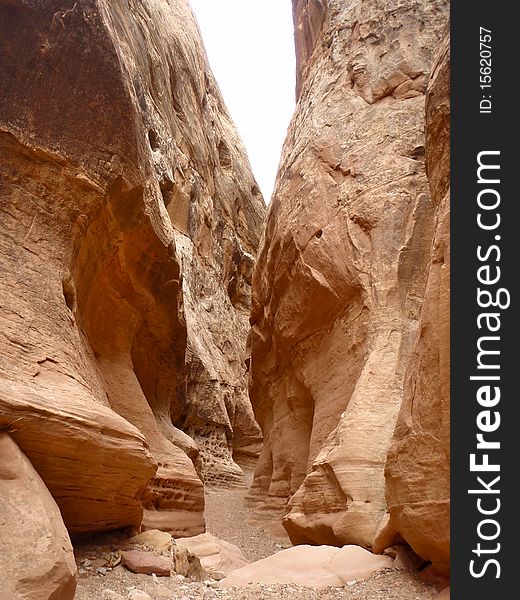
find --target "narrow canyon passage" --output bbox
[203,464,290,561]
[0,1,450,599]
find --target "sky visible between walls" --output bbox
[188,0,296,202]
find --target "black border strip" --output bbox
[451,1,516,595]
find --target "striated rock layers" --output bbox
[0,0,264,542]
[385,31,450,575]
[248,0,449,550]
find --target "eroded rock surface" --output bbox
[292,0,327,99]
[385,31,450,576]
[0,434,77,600]
[219,545,393,589]
[248,0,448,549]
[0,0,264,539]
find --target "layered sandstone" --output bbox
[0,0,264,538]
[0,434,77,600]
[385,31,450,575]
[248,0,448,548]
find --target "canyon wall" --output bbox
[385,31,450,576]
[0,0,264,550]
[248,0,449,552]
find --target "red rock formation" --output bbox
[0,0,264,538]
[292,0,327,98]
[385,31,450,576]
[0,434,77,600]
[248,0,448,548]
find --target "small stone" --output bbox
[121,550,171,577]
[96,566,108,576]
[128,591,153,600]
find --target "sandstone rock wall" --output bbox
[385,31,450,575]
[248,0,448,549]
[292,0,327,99]
[0,0,264,538]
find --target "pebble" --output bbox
[127,591,152,600]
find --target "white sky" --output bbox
[189,0,296,201]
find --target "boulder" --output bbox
[171,546,205,581]
[125,530,173,556]
[121,550,171,577]
[219,545,393,588]
[176,532,250,576]
[0,434,77,600]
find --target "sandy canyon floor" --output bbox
[74,469,440,600]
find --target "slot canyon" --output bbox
[0,1,450,599]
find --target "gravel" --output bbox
[75,567,440,600]
[74,467,441,600]
[203,468,290,562]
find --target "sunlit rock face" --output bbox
[385,30,450,576]
[248,0,448,549]
[0,0,264,538]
